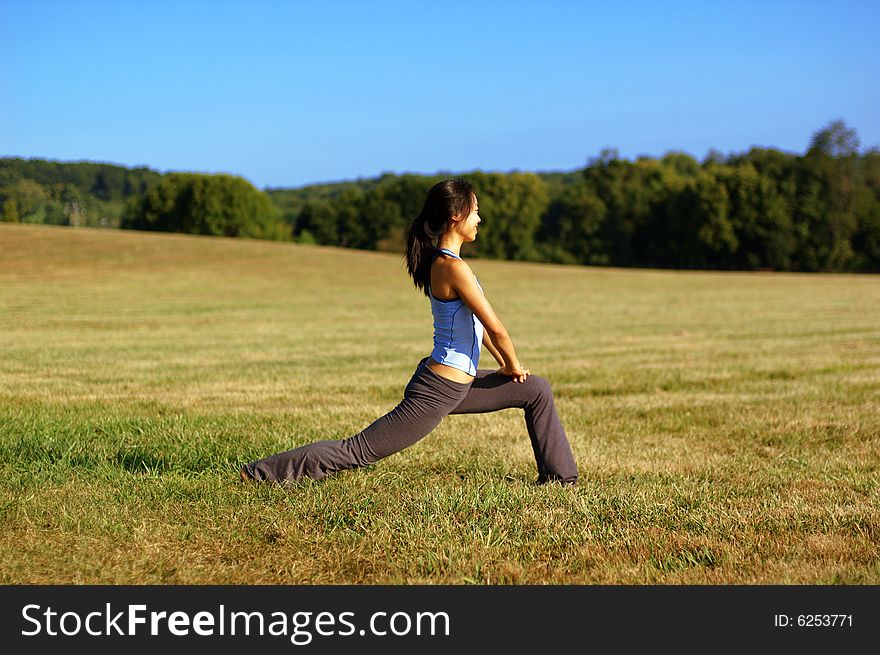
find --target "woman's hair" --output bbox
[405,178,475,297]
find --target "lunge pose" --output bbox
[241,178,578,485]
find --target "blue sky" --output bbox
[2,0,878,189]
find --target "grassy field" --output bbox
[1,223,878,584]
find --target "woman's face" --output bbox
[453,194,481,242]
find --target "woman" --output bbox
[241,178,578,485]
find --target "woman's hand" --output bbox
[498,363,530,383]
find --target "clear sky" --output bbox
[2,0,878,189]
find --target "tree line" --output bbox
[2,120,878,272]
[0,159,160,228]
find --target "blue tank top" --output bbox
[428,248,484,376]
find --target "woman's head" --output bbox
[417,178,476,239]
[405,178,477,296]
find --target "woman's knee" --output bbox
[525,375,552,401]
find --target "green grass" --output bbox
[1,223,878,584]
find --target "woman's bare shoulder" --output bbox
[437,261,479,296]
[433,255,472,277]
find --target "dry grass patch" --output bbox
[1,223,878,584]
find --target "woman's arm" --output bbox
[447,261,530,383]
[482,330,505,367]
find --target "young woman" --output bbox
[240,178,578,485]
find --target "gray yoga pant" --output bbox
[243,357,578,485]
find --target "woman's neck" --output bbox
[436,236,463,256]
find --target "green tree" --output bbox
[1,197,19,222]
[850,149,880,271]
[121,173,285,240]
[662,151,701,178]
[370,174,434,251]
[808,119,860,158]
[1,179,48,222]
[794,122,863,270]
[469,171,550,260]
[659,169,737,269]
[336,187,372,248]
[537,182,608,264]
[583,154,665,266]
[295,200,338,245]
[720,163,796,270]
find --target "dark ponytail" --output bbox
[405,178,475,297]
